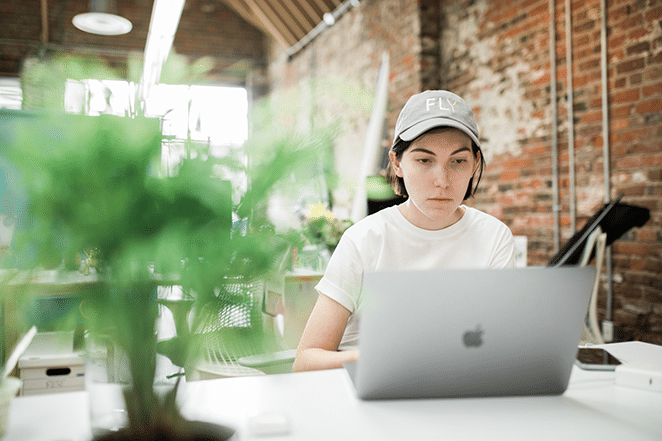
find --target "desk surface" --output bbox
[5,342,662,441]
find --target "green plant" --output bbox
[4,50,360,438]
[0,107,317,439]
[284,202,353,260]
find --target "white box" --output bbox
[615,362,662,394]
[18,352,85,396]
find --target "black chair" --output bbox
[548,193,650,267]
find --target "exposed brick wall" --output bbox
[440,0,561,259]
[176,0,267,77]
[266,0,425,215]
[439,0,662,344]
[266,0,662,344]
[420,0,442,90]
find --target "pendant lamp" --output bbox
[72,0,132,35]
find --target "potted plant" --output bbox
[0,100,317,440]
[283,202,352,271]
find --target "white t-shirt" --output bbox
[314,205,515,350]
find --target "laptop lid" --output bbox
[350,266,595,400]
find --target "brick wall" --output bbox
[266,0,425,214]
[266,0,662,344]
[439,0,661,344]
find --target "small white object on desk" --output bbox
[596,341,662,393]
[616,363,662,393]
[248,412,291,437]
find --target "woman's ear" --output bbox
[473,150,482,175]
[389,150,403,177]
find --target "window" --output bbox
[1,77,250,208]
[145,84,248,177]
[0,78,22,110]
[63,80,248,184]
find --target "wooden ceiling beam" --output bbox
[309,0,331,17]
[251,0,300,45]
[222,0,348,48]
[225,0,296,46]
[279,0,317,30]
[263,0,307,41]
[221,0,265,31]
[290,0,323,24]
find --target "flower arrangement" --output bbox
[286,202,352,271]
[302,202,352,253]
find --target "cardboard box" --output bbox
[19,351,85,396]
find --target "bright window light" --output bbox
[146,84,248,145]
[0,78,23,110]
[63,80,248,177]
[65,79,132,116]
[64,80,248,146]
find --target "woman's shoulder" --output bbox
[347,205,399,229]
[341,206,400,241]
[463,206,513,235]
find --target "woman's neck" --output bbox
[397,201,466,231]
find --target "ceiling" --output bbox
[221,0,349,48]
[0,0,354,82]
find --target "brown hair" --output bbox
[386,129,485,200]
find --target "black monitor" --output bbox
[548,193,650,267]
[0,110,39,269]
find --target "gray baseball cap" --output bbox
[392,90,480,148]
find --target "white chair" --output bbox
[159,239,298,380]
[186,278,269,380]
[578,226,607,345]
[237,270,323,374]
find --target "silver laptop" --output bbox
[345,266,595,400]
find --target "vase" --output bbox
[85,334,131,436]
[85,335,237,441]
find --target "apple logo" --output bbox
[463,325,484,348]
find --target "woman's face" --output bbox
[389,128,480,230]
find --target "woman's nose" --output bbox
[433,165,450,188]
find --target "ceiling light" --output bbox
[323,13,336,26]
[72,0,132,36]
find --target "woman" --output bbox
[292,90,515,372]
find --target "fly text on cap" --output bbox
[426,97,458,112]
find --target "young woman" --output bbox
[292,90,515,372]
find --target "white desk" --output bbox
[5,342,662,441]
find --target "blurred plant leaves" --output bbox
[5,51,353,434]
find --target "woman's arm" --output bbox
[292,293,359,372]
